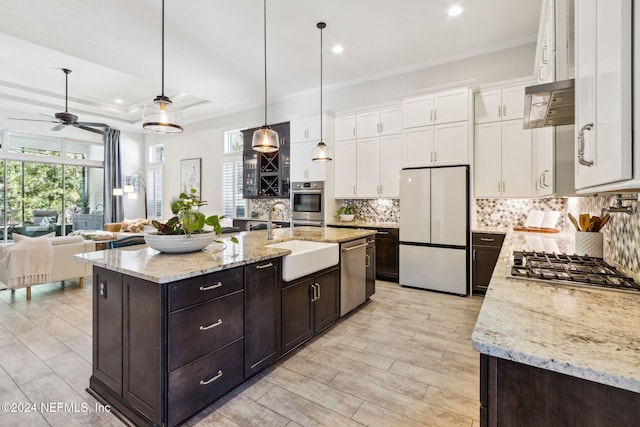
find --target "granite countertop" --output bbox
[326,220,399,229]
[472,230,640,393]
[76,226,376,284]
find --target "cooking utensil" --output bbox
[587,216,599,232]
[597,213,611,231]
[579,213,590,232]
[567,213,580,231]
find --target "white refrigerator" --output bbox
[399,165,469,295]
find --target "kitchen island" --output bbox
[472,230,640,426]
[77,226,376,427]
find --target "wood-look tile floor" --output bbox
[0,279,484,427]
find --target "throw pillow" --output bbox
[121,218,150,233]
[12,232,56,242]
[38,216,55,230]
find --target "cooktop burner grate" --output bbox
[508,251,639,292]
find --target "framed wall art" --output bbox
[180,158,201,195]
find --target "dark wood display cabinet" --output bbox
[480,353,640,427]
[472,232,505,294]
[281,266,340,355]
[242,121,290,199]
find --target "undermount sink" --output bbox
[266,240,339,282]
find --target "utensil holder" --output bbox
[575,231,603,257]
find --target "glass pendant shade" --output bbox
[142,95,183,133]
[252,127,279,152]
[312,141,332,162]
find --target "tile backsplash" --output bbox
[475,198,568,231]
[248,199,290,220]
[339,199,399,223]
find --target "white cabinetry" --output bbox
[474,86,525,123]
[475,121,532,198]
[574,0,633,192]
[290,115,333,182]
[401,87,471,168]
[356,135,402,198]
[333,105,402,198]
[532,127,554,197]
[334,140,357,198]
[402,123,469,168]
[403,88,469,129]
[536,0,556,83]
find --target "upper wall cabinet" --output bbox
[474,86,525,124]
[242,122,290,199]
[574,0,634,192]
[401,87,472,168]
[290,115,334,182]
[403,88,469,129]
[333,105,402,198]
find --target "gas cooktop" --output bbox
[507,251,639,293]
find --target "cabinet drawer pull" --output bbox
[256,262,274,269]
[366,239,376,244]
[577,123,594,166]
[366,254,371,268]
[199,319,223,330]
[199,282,222,291]
[200,370,223,385]
[376,231,389,235]
[342,242,368,252]
[502,105,506,116]
[479,238,495,242]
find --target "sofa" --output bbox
[0,235,95,299]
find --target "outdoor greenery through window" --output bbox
[1,131,104,242]
[223,130,246,219]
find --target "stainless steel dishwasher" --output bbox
[340,238,367,316]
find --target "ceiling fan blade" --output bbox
[9,117,60,123]
[73,123,106,135]
[77,121,109,128]
[39,112,57,119]
[51,124,66,131]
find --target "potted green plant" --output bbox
[146,189,238,253]
[334,205,358,222]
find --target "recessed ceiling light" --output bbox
[114,98,124,104]
[448,6,463,16]
[332,45,344,54]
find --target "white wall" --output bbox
[146,43,536,218]
[119,130,146,219]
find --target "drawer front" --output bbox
[169,291,244,370]
[168,338,244,427]
[169,267,243,311]
[375,228,399,240]
[472,233,505,247]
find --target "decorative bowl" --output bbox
[144,232,217,253]
[340,214,355,222]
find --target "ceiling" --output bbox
[0,0,543,133]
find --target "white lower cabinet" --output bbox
[402,122,469,167]
[475,120,532,198]
[356,135,402,198]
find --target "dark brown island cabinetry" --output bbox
[244,259,281,378]
[281,266,340,355]
[374,228,398,282]
[480,354,640,427]
[242,121,290,199]
[472,232,505,294]
[90,260,281,427]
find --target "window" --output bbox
[0,131,104,241]
[147,144,164,218]
[223,130,246,218]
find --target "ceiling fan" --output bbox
[9,68,110,135]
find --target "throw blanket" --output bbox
[1,237,54,288]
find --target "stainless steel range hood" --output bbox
[523,78,574,128]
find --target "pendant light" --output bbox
[252,0,279,152]
[142,0,184,133]
[312,22,332,162]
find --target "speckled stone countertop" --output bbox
[472,230,640,393]
[326,221,399,229]
[76,226,375,284]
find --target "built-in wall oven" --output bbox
[291,181,324,226]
